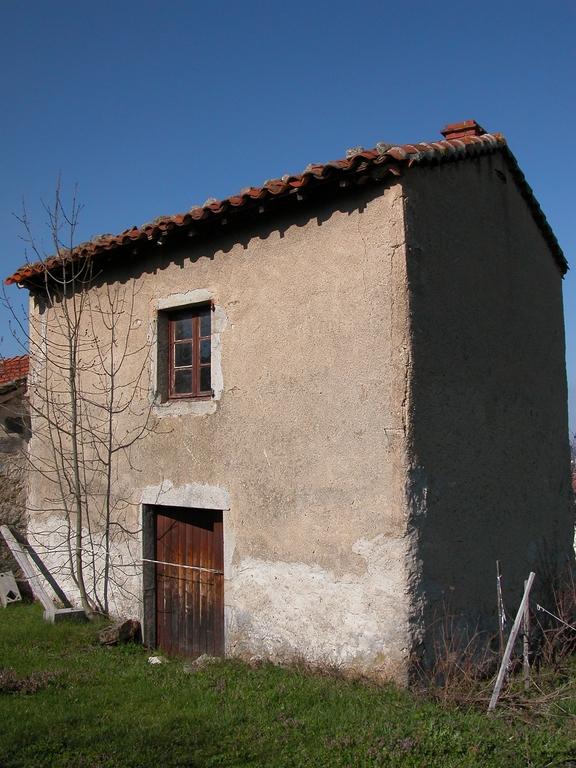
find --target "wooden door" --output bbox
[155,506,224,658]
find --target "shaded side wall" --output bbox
[26,181,415,681]
[403,155,573,631]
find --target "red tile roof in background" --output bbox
[0,355,29,386]
[4,121,567,285]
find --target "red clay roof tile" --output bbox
[5,122,567,285]
[0,355,29,386]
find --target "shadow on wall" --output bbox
[0,355,30,575]
[30,179,393,310]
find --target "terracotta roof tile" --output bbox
[5,122,567,285]
[0,355,29,386]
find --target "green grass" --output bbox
[1,603,576,767]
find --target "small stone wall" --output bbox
[0,386,29,575]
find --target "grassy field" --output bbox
[1,603,576,767]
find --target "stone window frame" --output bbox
[151,289,226,417]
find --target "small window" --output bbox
[168,305,211,399]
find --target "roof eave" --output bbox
[6,132,567,285]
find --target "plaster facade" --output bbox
[20,127,573,682]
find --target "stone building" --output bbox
[0,355,29,574]
[5,120,573,682]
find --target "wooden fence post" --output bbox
[488,572,535,712]
[523,579,530,690]
[496,560,505,658]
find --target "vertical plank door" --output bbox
[155,507,224,658]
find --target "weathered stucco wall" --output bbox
[402,155,573,633]
[27,180,415,681]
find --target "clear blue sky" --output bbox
[1,1,575,423]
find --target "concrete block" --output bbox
[0,571,21,607]
[45,607,88,623]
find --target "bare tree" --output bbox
[3,183,154,618]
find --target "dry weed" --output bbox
[415,573,576,718]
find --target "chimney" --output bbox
[440,120,486,140]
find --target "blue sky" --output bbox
[1,1,575,423]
